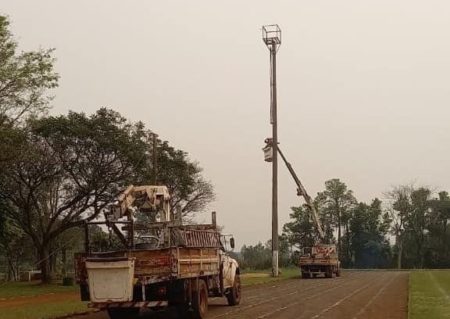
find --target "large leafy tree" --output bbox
[387,185,440,269]
[387,184,413,269]
[0,15,58,167]
[316,179,356,258]
[0,109,148,282]
[283,205,318,250]
[0,109,215,282]
[0,15,58,127]
[426,191,450,267]
[349,199,391,268]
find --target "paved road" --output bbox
[70,271,408,319]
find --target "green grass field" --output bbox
[0,281,88,319]
[1,300,89,319]
[409,270,450,319]
[241,267,299,286]
[0,268,298,319]
[0,281,78,298]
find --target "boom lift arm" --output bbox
[276,146,325,241]
[107,185,171,221]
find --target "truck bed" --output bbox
[76,247,220,285]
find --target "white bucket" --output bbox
[85,258,135,303]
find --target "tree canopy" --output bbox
[0,108,215,282]
[0,15,58,126]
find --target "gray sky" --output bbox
[3,0,450,247]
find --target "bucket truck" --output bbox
[263,140,340,278]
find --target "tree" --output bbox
[283,205,318,250]
[387,185,413,269]
[0,108,215,282]
[316,179,356,261]
[0,200,35,280]
[0,109,148,282]
[153,141,215,218]
[408,188,431,268]
[426,191,450,267]
[349,199,391,268]
[0,15,58,126]
[387,185,436,269]
[240,242,271,270]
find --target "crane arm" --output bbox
[277,147,325,241]
[107,185,171,222]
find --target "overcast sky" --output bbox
[3,0,450,247]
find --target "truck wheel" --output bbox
[192,280,208,319]
[325,270,333,278]
[227,274,241,306]
[107,308,139,319]
[336,269,341,277]
[302,272,310,279]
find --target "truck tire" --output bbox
[336,268,341,277]
[191,280,208,319]
[325,269,333,278]
[227,274,241,306]
[107,308,139,319]
[302,272,310,279]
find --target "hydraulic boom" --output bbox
[276,147,325,241]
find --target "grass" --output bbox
[1,300,89,319]
[0,281,89,319]
[0,281,78,298]
[241,267,299,286]
[0,268,299,319]
[409,270,450,319]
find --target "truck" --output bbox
[75,185,241,319]
[263,140,340,278]
[299,244,340,278]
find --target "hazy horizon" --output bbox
[3,0,450,247]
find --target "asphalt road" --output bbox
[69,271,408,319]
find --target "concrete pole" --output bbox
[270,42,279,277]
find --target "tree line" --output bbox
[0,16,215,282]
[239,179,450,270]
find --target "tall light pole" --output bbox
[262,25,281,277]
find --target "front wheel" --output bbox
[227,274,242,306]
[107,308,139,319]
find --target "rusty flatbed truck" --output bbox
[75,185,241,319]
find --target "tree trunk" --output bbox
[38,246,52,283]
[7,259,15,281]
[344,223,351,267]
[61,248,67,277]
[397,236,403,269]
[337,209,342,255]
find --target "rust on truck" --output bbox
[299,244,341,278]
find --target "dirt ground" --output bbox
[67,271,408,319]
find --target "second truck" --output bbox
[264,139,341,278]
